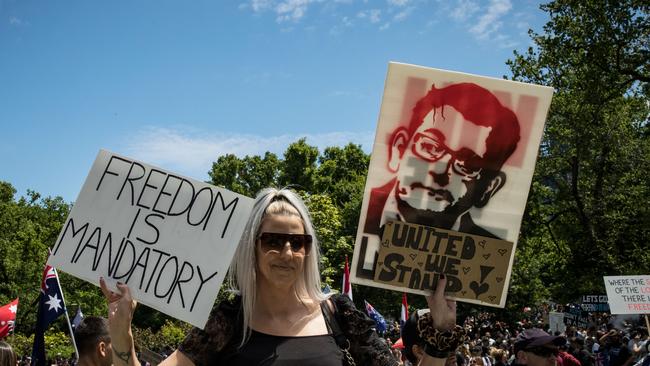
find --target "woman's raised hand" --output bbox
[99,277,137,333]
[425,274,457,330]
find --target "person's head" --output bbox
[514,328,565,366]
[401,309,430,364]
[74,317,112,366]
[0,341,17,366]
[387,82,520,227]
[491,348,508,363]
[229,187,327,346]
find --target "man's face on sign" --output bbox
[390,105,502,225]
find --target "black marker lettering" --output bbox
[190,266,219,312]
[97,155,131,192]
[54,218,89,256]
[137,213,164,245]
[136,168,167,210]
[154,256,179,298]
[116,161,146,205]
[166,261,195,307]
[73,226,101,263]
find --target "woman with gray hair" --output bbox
[101,187,460,365]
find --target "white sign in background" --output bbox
[548,312,566,333]
[603,275,650,314]
[48,150,254,328]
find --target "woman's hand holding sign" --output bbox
[426,274,456,330]
[100,277,139,366]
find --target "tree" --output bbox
[507,0,650,304]
[278,138,319,192]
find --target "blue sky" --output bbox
[1,0,548,202]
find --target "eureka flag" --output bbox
[0,298,19,338]
[32,265,66,366]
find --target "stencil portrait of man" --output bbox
[363,82,521,241]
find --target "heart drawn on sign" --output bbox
[409,253,417,261]
[381,240,390,248]
[482,254,491,260]
[496,277,504,283]
[418,262,424,268]
[488,295,497,302]
[470,281,489,298]
[478,240,486,249]
[462,267,471,274]
[461,290,467,296]
[498,249,508,256]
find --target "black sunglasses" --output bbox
[258,232,312,254]
[526,347,559,358]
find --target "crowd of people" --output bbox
[1,187,648,366]
[377,309,649,366]
[2,307,648,366]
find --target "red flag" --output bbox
[0,298,19,339]
[342,255,353,300]
[400,293,408,326]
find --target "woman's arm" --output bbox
[100,277,140,366]
[418,275,460,366]
[100,278,196,366]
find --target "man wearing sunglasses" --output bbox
[513,328,566,366]
[363,82,520,241]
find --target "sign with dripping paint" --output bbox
[351,62,553,307]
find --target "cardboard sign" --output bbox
[48,150,254,328]
[604,275,650,314]
[549,312,566,334]
[351,62,553,306]
[374,221,512,305]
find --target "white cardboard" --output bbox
[351,62,554,307]
[48,150,254,328]
[603,275,650,314]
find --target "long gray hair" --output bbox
[228,187,329,347]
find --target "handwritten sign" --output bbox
[48,150,254,328]
[374,221,513,306]
[351,62,553,307]
[604,275,650,314]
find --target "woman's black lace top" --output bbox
[178,294,398,366]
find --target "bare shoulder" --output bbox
[159,350,196,366]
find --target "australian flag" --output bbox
[364,300,387,334]
[31,265,66,366]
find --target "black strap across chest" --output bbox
[321,299,349,351]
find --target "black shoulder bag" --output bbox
[321,298,357,366]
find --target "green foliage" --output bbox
[507,0,650,307]
[133,319,192,353]
[8,331,75,359]
[0,181,81,333]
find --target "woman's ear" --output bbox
[388,128,411,173]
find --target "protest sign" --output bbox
[374,221,513,305]
[604,275,650,314]
[549,312,566,334]
[48,150,254,328]
[579,295,609,312]
[351,62,553,307]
